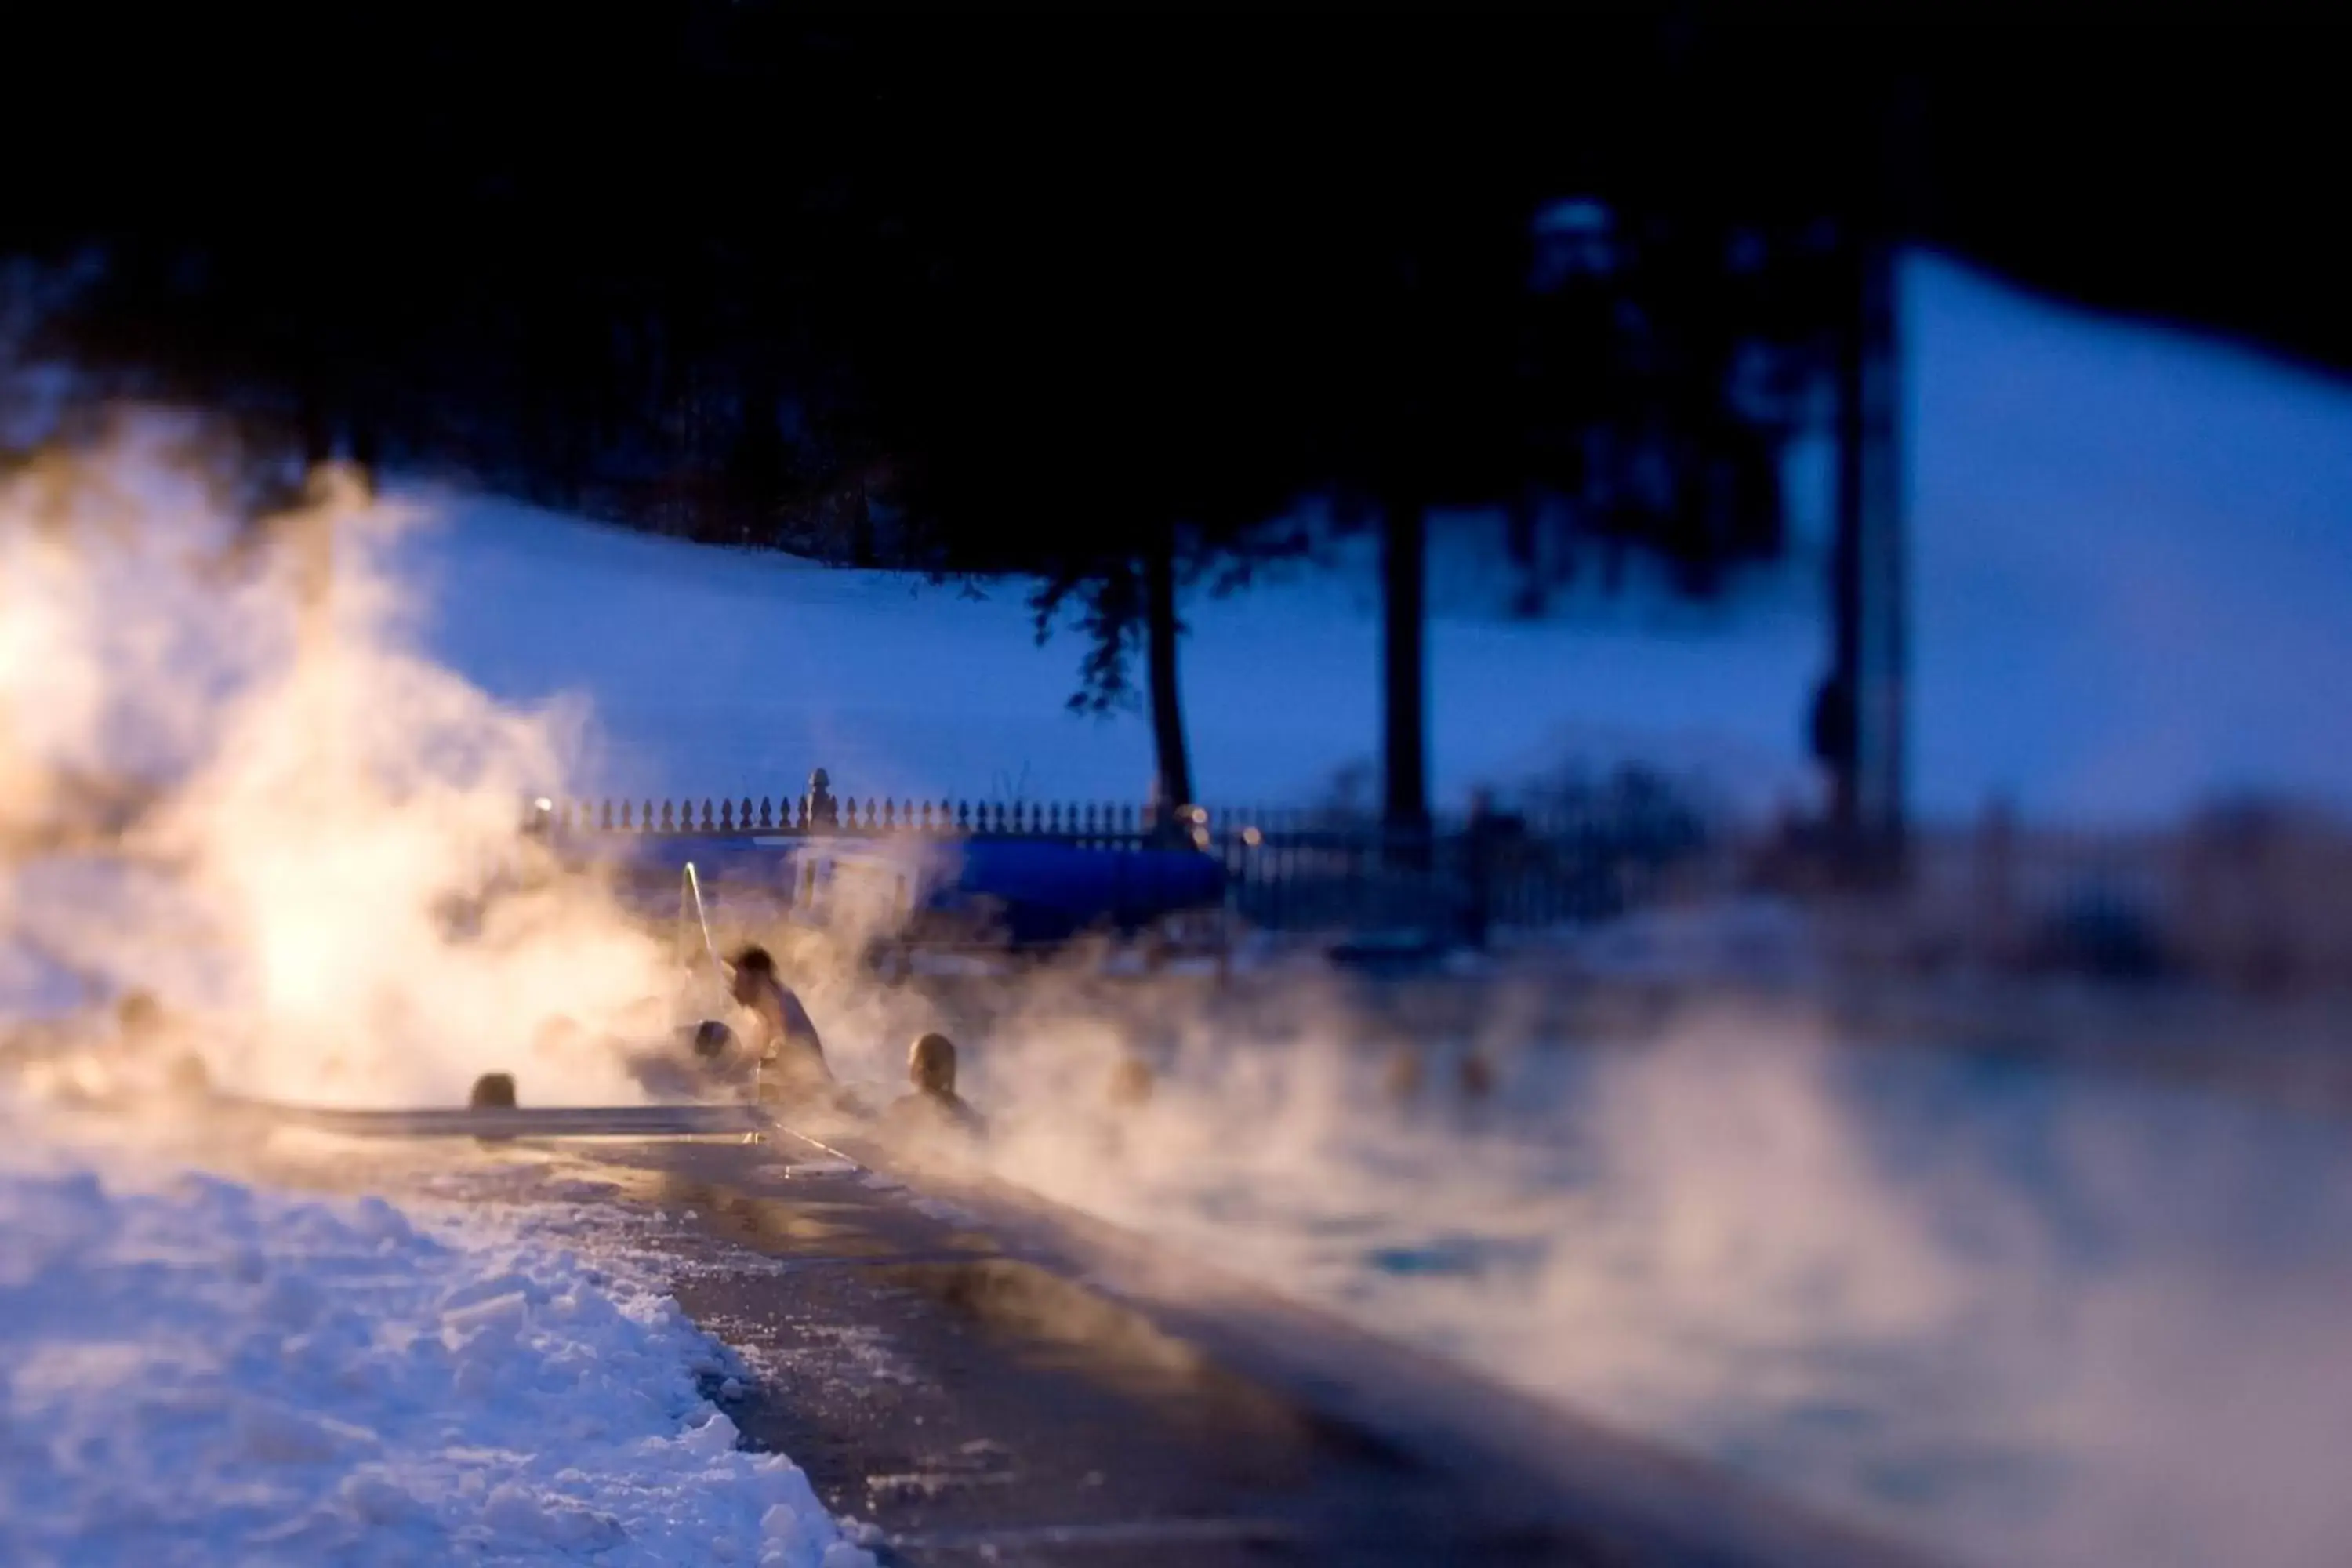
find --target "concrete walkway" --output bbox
[505,1127,1939,1568]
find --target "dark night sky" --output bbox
[3,8,2347,379]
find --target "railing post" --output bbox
[1973,795,2017,970]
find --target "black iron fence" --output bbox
[540,792,1156,840]
[535,787,1719,937]
[1885,812,2352,987]
[532,786,2352,982]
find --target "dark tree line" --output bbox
[7,9,2335,835]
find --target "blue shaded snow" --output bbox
[390,251,2352,821]
[0,1105,877,1568]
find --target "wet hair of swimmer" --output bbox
[118,989,164,1036]
[1108,1055,1155,1108]
[909,1033,957,1098]
[728,944,775,1001]
[1458,1050,1496,1100]
[1383,1045,1425,1104]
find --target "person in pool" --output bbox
[881,1032,987,1144]
[728,945,835,1106]
[1107,1054,1156,1110]
[1087,1052,1159,1160]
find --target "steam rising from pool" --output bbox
[920,979,2352,1568]
[0,423,673,1104]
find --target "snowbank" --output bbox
[0,1109,875,1568]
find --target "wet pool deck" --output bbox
[488,1126,1940,1568]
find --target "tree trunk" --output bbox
[348,384,381,499]
[1381,495,1429,852]
[1825,225,1903,879]
[732,353,785,545]
[1825,252,1864,848]
[1507,491,1544,618]
[1144,519,1195,822]
[299,389,336,475]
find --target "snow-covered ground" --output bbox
[395,249,2352,823]
[0,1099,876,1568]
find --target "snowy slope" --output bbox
[397,499,1813,814]
[393,251,2352,822]
[1909,261,2352,819]
[0,1104,875,1568]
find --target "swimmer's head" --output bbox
[1108,1056,1155,1109]
[1458,1050,1496,1100]
[1382,1046,1423,1105]
[692,1019,737,1060]
[165,1052,211,1098]
[728,944,775,1006]
[909,1033,957,1098]
[117,989,164,1040]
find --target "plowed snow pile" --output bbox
[0,1102,875,1568]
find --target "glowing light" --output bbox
[0,430,670,1107]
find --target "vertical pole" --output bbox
[1144,519,1196,819]
[1382,495,1429,865]
[1824,79,1909,884]
[1827,285,1865,848]
[1856,233,1907,873]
